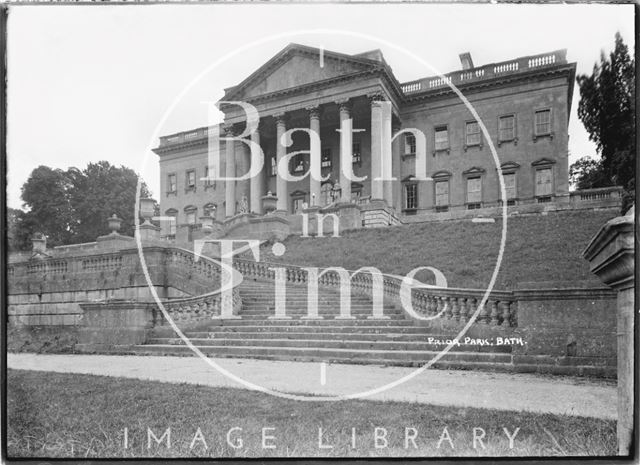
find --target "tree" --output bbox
[13,161,154,250]
[67,161,152,243]
[19,166,76,247]
[575,32,635,204]
[569,156,613,190]
[7,207,34,251]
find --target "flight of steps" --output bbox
[130,278,515,371]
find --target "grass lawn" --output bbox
[7,369,616,458]
[258,209,618,289]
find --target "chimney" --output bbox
[459,52,474,70]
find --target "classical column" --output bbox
[274,113,288,212]
[382,107,393,205]
[238,134,251,212]
[337,99,352,203]
[224,124,237,218]
[307,106,321,207]
[250,122,263,214]
[391,121,402,210]
[370,94,384,201]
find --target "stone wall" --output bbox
[511,287,617,377]
[8,244,235,328]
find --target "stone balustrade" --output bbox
[569,186,624,203]
[401,50,567,95]
[234,257,517,327]
[8,244,241,326]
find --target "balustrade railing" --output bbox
[570,186,623,203]
[234,257,517,327]
[9,245,241,322]
[401,50,566,95]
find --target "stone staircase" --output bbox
[134,277,515,370]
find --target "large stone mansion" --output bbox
[153,43,619,240]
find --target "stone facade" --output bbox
[153,44,579,238]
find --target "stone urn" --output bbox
[108,214,122,233]
[262,191,278,214]
[139,198,155,224]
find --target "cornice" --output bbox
[402,64,576,104]
[223,68,394,109]
[152,138,208,156]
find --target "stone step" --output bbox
[147,337,512,353]
[240,302,388,309]
[186,330,459,341]
[240,294,374,302]
[180,325,432,336]
[128,343,514,364]
[206,318,415,327]
[237,314,406,321]
[241,298,377,305]
[239,306,403,312]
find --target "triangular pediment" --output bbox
[224,44,380,101]
[462,166,486,176]
[531,157,556,167]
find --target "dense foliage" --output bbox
[573,32,635,210]
[11,161,154,250]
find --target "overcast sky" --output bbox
[6,3,634,209]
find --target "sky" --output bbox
[6,3,635,210]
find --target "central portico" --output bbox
[218,43,403,218]
[221,95,398,217]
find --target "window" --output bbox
[293,154,306,173]
[499,115,516,142]
[465,121,481,147]
[503,173,516,200]
[167,174,177,194]
[535,167,553,198]
[203,166,215,188]
[320,183,333,206]
[405,134,416,155]
[165,210,177,237]
[270,156,277,176]
[186,170,196,191]
[352,142,362,164]
[534,109,551,136]
[466,177,482,207]
[404,183,418,210]
[435,180,449,207]
[292,196,306,214]
[435,126,449,151]
[321,149,332,168]
[185,207,197,225]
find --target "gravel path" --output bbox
[8,353,616,420]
